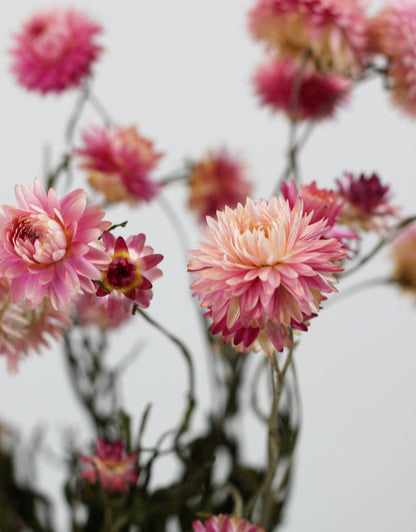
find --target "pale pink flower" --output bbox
[78,438,138,493]
[336,172,398,231]
[248,0,372,74]
[10,8,102,94]
[253,57,351,120]
[77,125,163,204]
[391,222,416,294]
[193,515,265,532]
[371,0,416,116]
[0,278,71,372]
[188,197,347,356]
[96,232,163,318]
[188,148,253,222]
[73,292,132,331]
[0,179,111,310]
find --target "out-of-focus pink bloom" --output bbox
[193,515,265,532]
[10,8,102,94]
[188,197,347,356]
[336,172,398,231]
[0,278,71,372]
[0,179,110,310]
[96,232,163,318]
[77,125,163,205]
[188,148,253,222]
[248,0,371,74]
[73,292,132,331]
[371,0,416,116]
[78,438,138,493]
[253,57,351,121]
[391,222,416,294]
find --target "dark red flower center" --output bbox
[105,256,141,292]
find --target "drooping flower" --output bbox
[188,197,348,356]
[391,222,416,294]
[73,292,132,331]
[96,231,163,318]
[0,179,111,310]
[193,515,265,532]
[336,172,398,231]
[253,57,351,121]
[77,125,163,205]
[188,148,253,222]
[78,438,138,493]
[10,8,102,94]
[0,278,71,372]
[371,0,416,116]
[248,0,372,74]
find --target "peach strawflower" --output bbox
[193,515,265,532]
[0,179,110,310]
[391,222,416,296]
[78,438,138,493]
[188,197,348,356]
[77,125,163,204]
[188,148,253,222]
[253,57,351,121]
[0,278,71,372]
[10,8,102,94]
[73,292,132,331]
[336,172,398,231]
[371,0,416,116]
[248,0,372,74]
[96,231,163,318]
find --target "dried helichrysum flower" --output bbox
[188,197,347,356]
[77,125,163,205]
[73,292,132,331]
[391,222,416,293]
[10,8,102,94]
[193,515,265,532]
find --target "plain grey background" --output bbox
[1,1,416,530]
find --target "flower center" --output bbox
[104,254,141,293]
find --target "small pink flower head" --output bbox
[73,292,132,331]
[96,231,163,318]
[248,0,372,74]
[188,197,347,356]
[188,148,253,222]
[193,515,265,532]
[371,0,416,116]
[77,125,163,205]
[0,278,71,372]
[391,222,416,294]
[0,179,111,310]
[10,8,102,94]
[78,438,138,493]
[336,172,398,231]
[253,57,351,121]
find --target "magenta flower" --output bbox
[78,438,138,493]
[188,148,253,222]
[336,172,398,231]
[188,197,348,356]
[0,278,71,372]
[0,179,110,310]
[77,125,163,205]
[73,292,132,331]
[10,8,102,94]
[248,0,372,74]
[193,515,265,532]
[253,57,351,121]
[372,0,416,116]
[96,231,163,318]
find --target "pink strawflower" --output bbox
[193,515,265,532]
[10,8,102,94]
[253,57,351,120]
[77,125,163,204]
[73,292,132,331]
[248,0,372,74]
[336,172,398,231]
[0,179,111,310]
[188,148,253,222]
[96,231,163,318]
[391,222,416,294]
[188,197,347,356]
[0,278,71,372]
[371,0,416,116]
[78,438,138,493]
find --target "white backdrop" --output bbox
[1,1,416,531]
